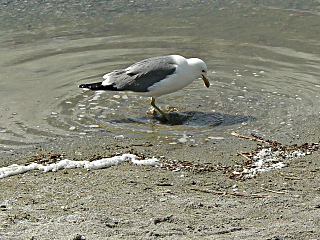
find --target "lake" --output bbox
[0,0,319,159]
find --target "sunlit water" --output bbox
[0,1,319,156]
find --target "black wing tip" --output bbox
[79,84,88,88]
[78,82,103,90]
[78,82,118,91]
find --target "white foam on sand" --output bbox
[0,154,160,179]
[233,148,305,179]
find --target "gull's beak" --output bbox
[201,74,210,88]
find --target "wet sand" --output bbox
[1,130,319,239]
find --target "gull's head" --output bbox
[187,58,210,88]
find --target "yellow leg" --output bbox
[150,97,169,121]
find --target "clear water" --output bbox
[0,1,319,155]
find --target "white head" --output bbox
[187,58,210,88]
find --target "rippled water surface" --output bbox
[0,1,319,155]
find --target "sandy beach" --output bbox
[1,131,319,239]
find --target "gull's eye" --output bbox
[202,70,206,73]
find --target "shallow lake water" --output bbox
[0,1,319,157]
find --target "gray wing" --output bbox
[106,56,177,92]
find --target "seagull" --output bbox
[79,55,210,121]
